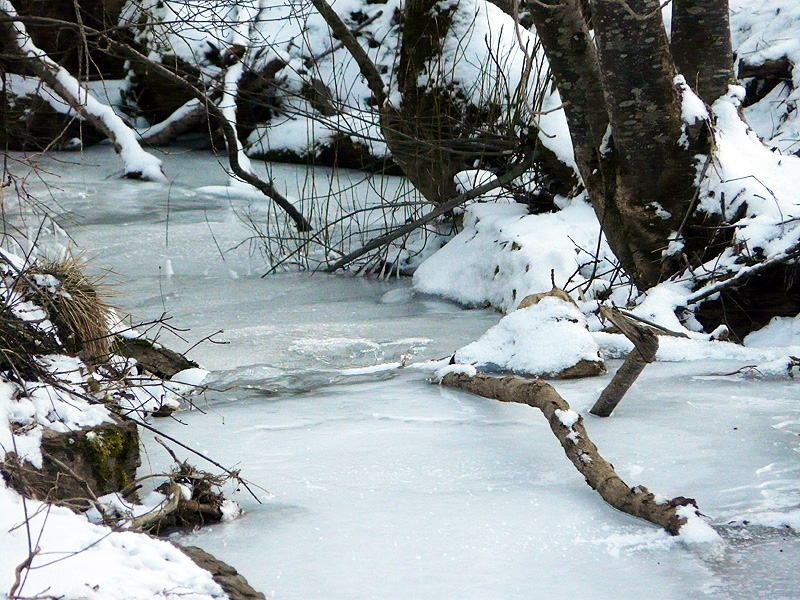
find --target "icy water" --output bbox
[10,148,800,599]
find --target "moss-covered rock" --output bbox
[1,415,140,510]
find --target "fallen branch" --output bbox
[138,98,209,146]
[0,1,165,181]
[131,482,182,531]
[687,245,800,305]
[590,307,659,417]
[322,152,536,272]
[440,372,697,535]
[737,56,792,80]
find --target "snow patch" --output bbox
[677,506,724,545]
[454,296,603,377]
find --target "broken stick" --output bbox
[439,372,697,535]
[590,307,659,417]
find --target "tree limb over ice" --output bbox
[0,0,165,181]
[439,371,704,536]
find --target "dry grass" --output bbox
[30,251,113,362]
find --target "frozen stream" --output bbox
[10,148,800,599]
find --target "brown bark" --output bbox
[591,0,700,287]
[440,372,698,534]
[590,307,659,417]
[528,1,706,289]
[385,0,471,205]
[525,0,609,185]
[671,0,735,104]
[138,100,209,146]
[738,57,793,108]
[311,0,528,206]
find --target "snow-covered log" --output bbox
[439,371,701,536]
[0,0,165,181]
[138,98,209,146]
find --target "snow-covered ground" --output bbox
[2,148,798,599]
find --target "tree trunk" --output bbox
[385,0,466,205]
[591,0,700,287]
[526,0,608,186]
[529,0,707,289]
[671,0,735,104]
[3,0,127,77]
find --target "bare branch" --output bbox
[307,0,387,106]
[440,372,699,535]
[321,152,536,272]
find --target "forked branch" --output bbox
[440,372,699,535]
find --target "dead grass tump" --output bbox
[31,252,113,362]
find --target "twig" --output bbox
[322,152,536,272]
[9,549,38,599]
[126,415,265,503]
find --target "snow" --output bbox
[0,357,111,469]
[732,0,800,152]
[414,200,610,312]
[0,484,226,600]
[171,368,211,388]
[677,506,724,546]
[434,363,477,381]
[454,296,603,377]
[555,408,580,429]
[745,313,800,347]
[3,146,798,598]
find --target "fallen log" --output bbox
[439,372,698,535]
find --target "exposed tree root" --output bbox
[439,372,698,535]
[130,462,227,535]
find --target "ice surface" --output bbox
[5,147,800,599]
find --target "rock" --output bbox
[557,358,607,379]
[2,415,141,509]
[112,336,199,379]
[177,545,266,600]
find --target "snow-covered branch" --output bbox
[137,98,208,146]
[0,0,165,181]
